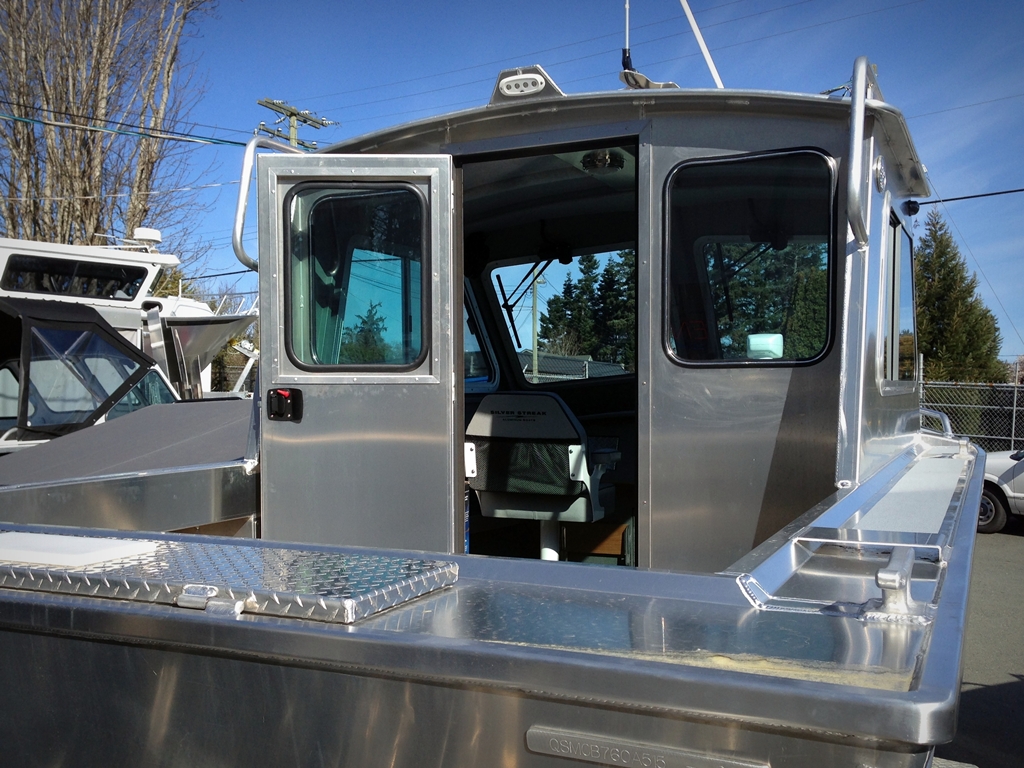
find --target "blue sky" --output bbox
[177,0,1024,362]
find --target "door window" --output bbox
[287,185,426,368]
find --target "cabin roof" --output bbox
[0,236,179,267]
[322,85,929,199]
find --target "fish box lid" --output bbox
[0,531,457,624]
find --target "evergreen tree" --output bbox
[705,240,827,360]
[594,250,636,370]
[538,250,636,371]
[539,274,578,355]
[915,210,1005,382]
[339,302,394,364]
[569,253,600,354]
[780,251,828,359]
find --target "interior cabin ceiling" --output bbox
[462,146,637,263]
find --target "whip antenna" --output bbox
[622,0,633,72]
[619,0,678,89]
[679,0,724,88]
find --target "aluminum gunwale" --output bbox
[0,478,977,749]
[0,564,958,748]
[0,458,251,492]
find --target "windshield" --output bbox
[26,326,141,427]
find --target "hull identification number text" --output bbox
[525,726,768,768]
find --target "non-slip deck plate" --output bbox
[0,531,458,624]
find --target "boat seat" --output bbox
[465,392,619,524]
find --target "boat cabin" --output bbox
[249,61,928,573]
[0,234,178,333]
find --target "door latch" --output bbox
[267,388,303,422]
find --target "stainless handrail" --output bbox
[846,57,884,247]
[232,136,304,272]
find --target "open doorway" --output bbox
[459,141,640,565]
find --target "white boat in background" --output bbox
[0,231,256,397]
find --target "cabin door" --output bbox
[256,154,458,552]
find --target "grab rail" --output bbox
[920,408,955,439]
[847,57,884,247]
[232,136,304,272]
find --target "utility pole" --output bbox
[531,270,546,383]
[255,99,335,150]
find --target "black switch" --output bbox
[267,388,303,422]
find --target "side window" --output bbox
[27,327,142,426]
[1,254,147,300]
[287,185,426,368]
[489,250,636,382]
[0,366,18,429]
[666,152,833,363]
[882,213,917,385]
[464,292,497,391]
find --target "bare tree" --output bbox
[0,0,215,265]
[1006,355,1024,385]
[541,328,582,358]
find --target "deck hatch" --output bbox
[0,531,457,623]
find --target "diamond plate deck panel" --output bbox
[0,531,458,623]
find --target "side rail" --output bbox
[726,435,981,623]
[232,137,304,271]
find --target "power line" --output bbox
[0,110,245,147]
[0,179,239,203]
[926,174,1024,352]
[189,268,252,280]
[313,0,823,117]
[0,1,931,150]
[623,0,930,71]
[334,0,931,127]
[0,98,252,141]
[291,0,800,105]
[919,187,1024,205]
[906,92,1024,120]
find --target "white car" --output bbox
[979,449,1024,533]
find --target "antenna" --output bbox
[619,0,678,90]
[621,0,633,72]
[678,0,724,88]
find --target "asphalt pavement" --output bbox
[934,517,1024,768]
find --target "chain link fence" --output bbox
[922,369,1023,453]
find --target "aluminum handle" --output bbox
[920,408,955,439]
[232,136,304,272]
[846,57,884,247]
